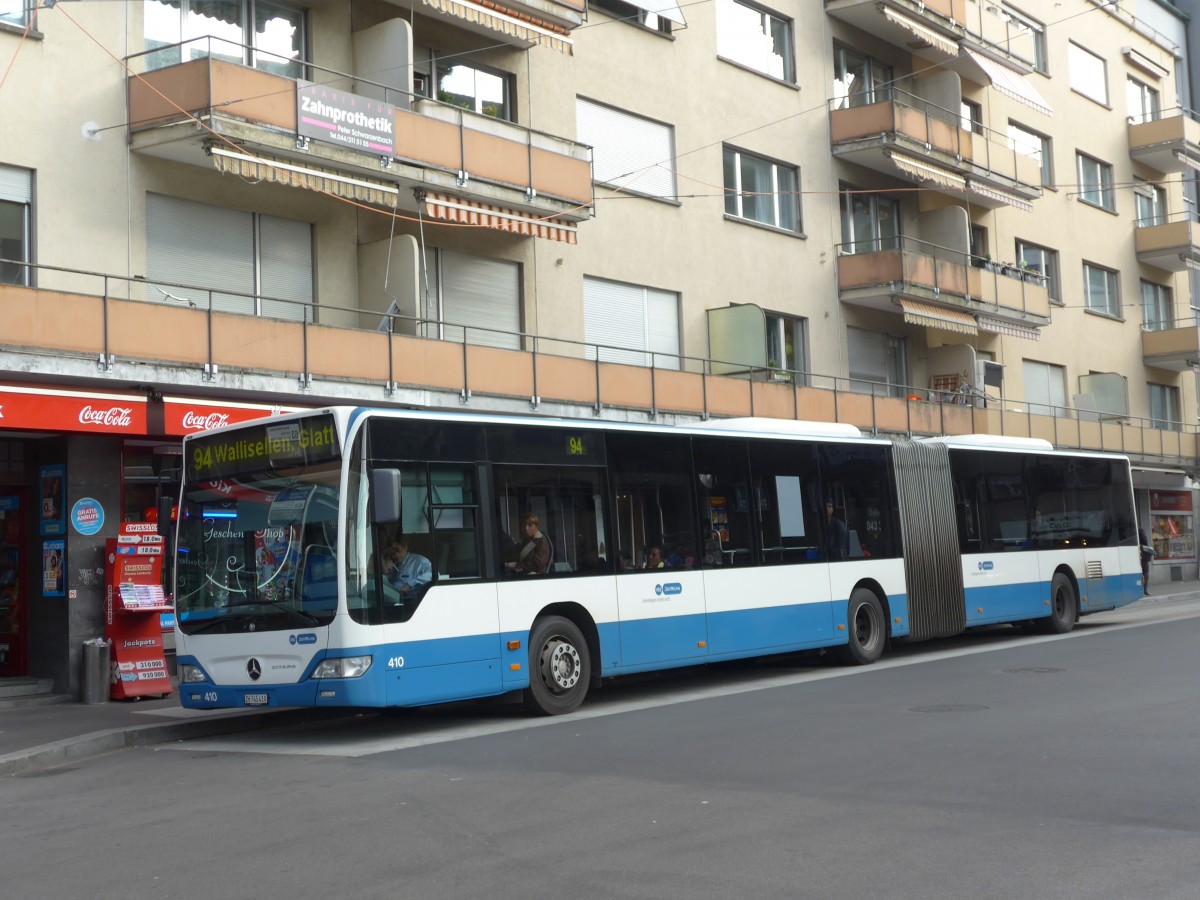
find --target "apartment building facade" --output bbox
[0,0,1197,692]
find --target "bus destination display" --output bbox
[186,414,340,481]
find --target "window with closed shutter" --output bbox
[146,194,312,320]
[584,276,679,369]
[422,250,521,349]
[576,98,676,200]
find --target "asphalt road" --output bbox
[3,601,1198,900]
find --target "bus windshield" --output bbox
[175,463,341,634]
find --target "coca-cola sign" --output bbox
[78,405,134,428]
[181,411,232,432]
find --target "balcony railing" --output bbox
[2,259,1194,467]
[1134,211,1200,273]
[836,236,1051,324]
[1128,106,1200,174]
[124,39,594,215]
[830,90,1042,206]
[1142,316,1200,372]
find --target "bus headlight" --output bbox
[312,656,372,679]
[179,664,209,683]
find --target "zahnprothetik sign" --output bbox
[297,82,395,156]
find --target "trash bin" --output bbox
[81,638,111,704]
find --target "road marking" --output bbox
[162,602,1200,759]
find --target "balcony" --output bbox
[0,265,1193,468]
[1134,215,1200,273]
[1142,318,1200,372]
[830,92,1042,210]
[836,237,1051,338]
[823,0,1042,74]
[125,46,593,234]
[1129,108,1200,174]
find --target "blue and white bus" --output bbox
[171,407,1143,715]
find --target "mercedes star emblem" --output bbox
[247,658,262,681]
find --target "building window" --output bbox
[1016,240,1059,303]
[1001,5,1046,73]
[969,225,989,264]
[1142,281,1173,332]
[1148,382,1181,431]
[1076,153,1115,211]
[766,312,807,379]
[145,193,313,321]
[0,163,32,287]
[839,185,900,254]
[576,98,676,201]
[723,146,800,232]
[584,276,680,369]
[419,55,513,121]
[717,0,795,83]
[847,327,907,398]
[1068,42,1108,106]
[590,0,674,34]
[1127,76,1160,124]
[1008,122,1052,188]
[143,0,305,78]
[1023,359,1067,417]
[0,0,31,28]
[1134,182,1166,226]
[961,100,983,135]
[421,250,521,350]
[1083,262,1121,318]
[832,44,892,109]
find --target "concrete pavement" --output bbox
[3,579,1199,776]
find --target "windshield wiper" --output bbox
[185,600,321,632]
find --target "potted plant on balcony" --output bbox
[1018,261,1043,285]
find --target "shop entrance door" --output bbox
[0,492,26,676]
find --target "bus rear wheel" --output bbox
[524,616,591,716]
[1039,573,1077,635]
[838,588,886,665]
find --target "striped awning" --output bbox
[421,0,573,53]
[960,47,1053,117]
[882,7,958,57]
[967,181,1034,212]
[423,191,578,243]
[1174,151,1200,172]
[976,316,1041,341]
[209,146,399,208]
[889,152,966,190]
[898,299,978,335]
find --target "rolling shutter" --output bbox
[576,98,675,200]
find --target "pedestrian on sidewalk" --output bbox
[1138,528,1154,596]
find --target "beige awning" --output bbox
[882,7,958,57]
[421,0,573,54]
[888,152,967,190]
[977,316,1041,341]
[898,299,978,335]
[1174,151,1200,172]
[967,181,1034,212]
[960,47,1052,117]
[424,191,578,243]
[209,146,399,208]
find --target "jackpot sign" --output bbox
[186,414,340,481]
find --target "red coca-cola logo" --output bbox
[78,405,133,427]
[181,411,231,431]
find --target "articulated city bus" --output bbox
[171,407,1143,715]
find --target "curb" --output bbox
[0,707,360,777]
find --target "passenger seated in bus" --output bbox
[383,537,432,595]
[505,513,550,575]
[823,499,849,561]
[643,546,665,569]
[617,551,634,571]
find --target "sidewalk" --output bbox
[4,579,1200,777]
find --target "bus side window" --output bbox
[694,437,754,567]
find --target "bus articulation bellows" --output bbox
[171,408,1143,715]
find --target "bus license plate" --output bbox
[244,693,269,706]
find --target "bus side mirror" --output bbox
[371,468,402,525]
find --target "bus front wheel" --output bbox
[524,616,591,716]
[1039,573,1077,635]
[838,588,886,665]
